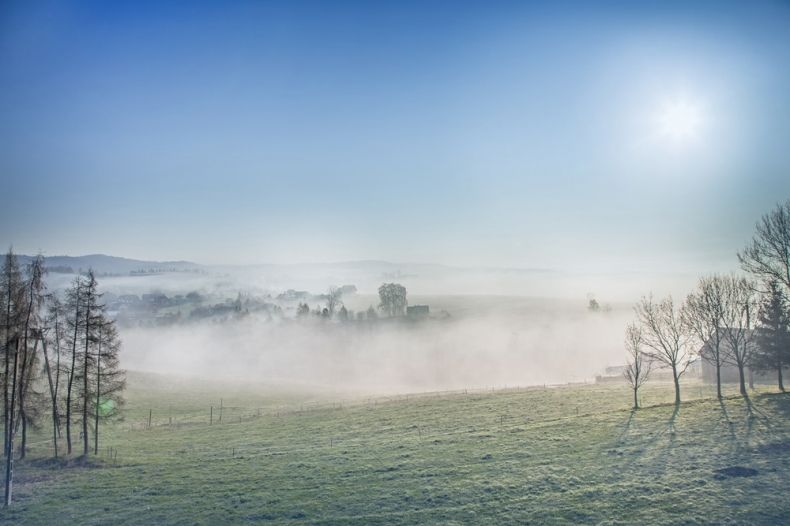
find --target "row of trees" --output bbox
[295,282,409,321]
[1,251,125,506]
[625,200,790,407]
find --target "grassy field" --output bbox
[1,375,788,525]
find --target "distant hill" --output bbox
[16,254,203,275]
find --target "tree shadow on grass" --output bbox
[717,398,738,445]
[616,404,680,474]
[742,394,780,435]
[644,404,680,476]
[754,391,790,419]
[615,409,637,446]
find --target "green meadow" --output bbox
[1,374,788,525]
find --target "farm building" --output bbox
[406,305,430,319]
[697,330,788,385]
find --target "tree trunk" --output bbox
[82,301,91,457]
[4,340,20,507]
[3,278,12,459]
[672,364,681,405]
[778,364,784,392]
[94,331,101,456]
[633,387,639,409]
[66,283,80,456]
[17,414,25,460]
[14,284,36,465]
[748,367,754,390]
[737,363,747,396]
[715,361,722,400]
[41,339,59,458]
[65,336,76,455]
[3,338,8,460]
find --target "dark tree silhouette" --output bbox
[378,283,407,317]
[623,323,652,409]
[739,199,790,293]
[684,275,727,399]
[752,280,789,391]
[719,275,758,397]
[1,250,23,463]
[635,294,694,405]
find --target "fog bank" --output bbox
[121,298,631,394]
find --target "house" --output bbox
[697,329,787,385]
[406,305,429,319]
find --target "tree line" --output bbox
[1,252,125,506]
[296,282,409,321]
[625,200,790,408]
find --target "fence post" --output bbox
[210,406,213,425]
[148,409,152,429]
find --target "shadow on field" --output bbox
[743,394,783,438]
[667,404,679,434]
[717,399,737,446]
[757,391,790,418]
[616,409,637,445]
[643,404,681,475]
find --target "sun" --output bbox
[655,97,704,143]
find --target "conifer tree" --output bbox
[753,280,789,391]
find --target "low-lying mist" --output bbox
[120,298,632,395]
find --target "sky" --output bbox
[1,0,790,273]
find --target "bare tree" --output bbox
[4,254,45,506]
[635,294,694,405]
[64,275,83,456]
[80,270,102,456]
[326,286,343,317]
[16,256,46,460]
[623,323,652,409]
[720,275,758,397]
[738,199,790,292]
[42,296,66,458]
[684,275,727,399]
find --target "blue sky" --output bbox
[1,0,789,272]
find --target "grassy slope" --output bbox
[1,377,788,525]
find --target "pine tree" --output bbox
[753,280,789,391]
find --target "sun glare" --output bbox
[655,97,704,143]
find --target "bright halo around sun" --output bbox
[654,97,705,144]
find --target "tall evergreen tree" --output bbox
[753,280,789,391]
[1,250,23,460]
